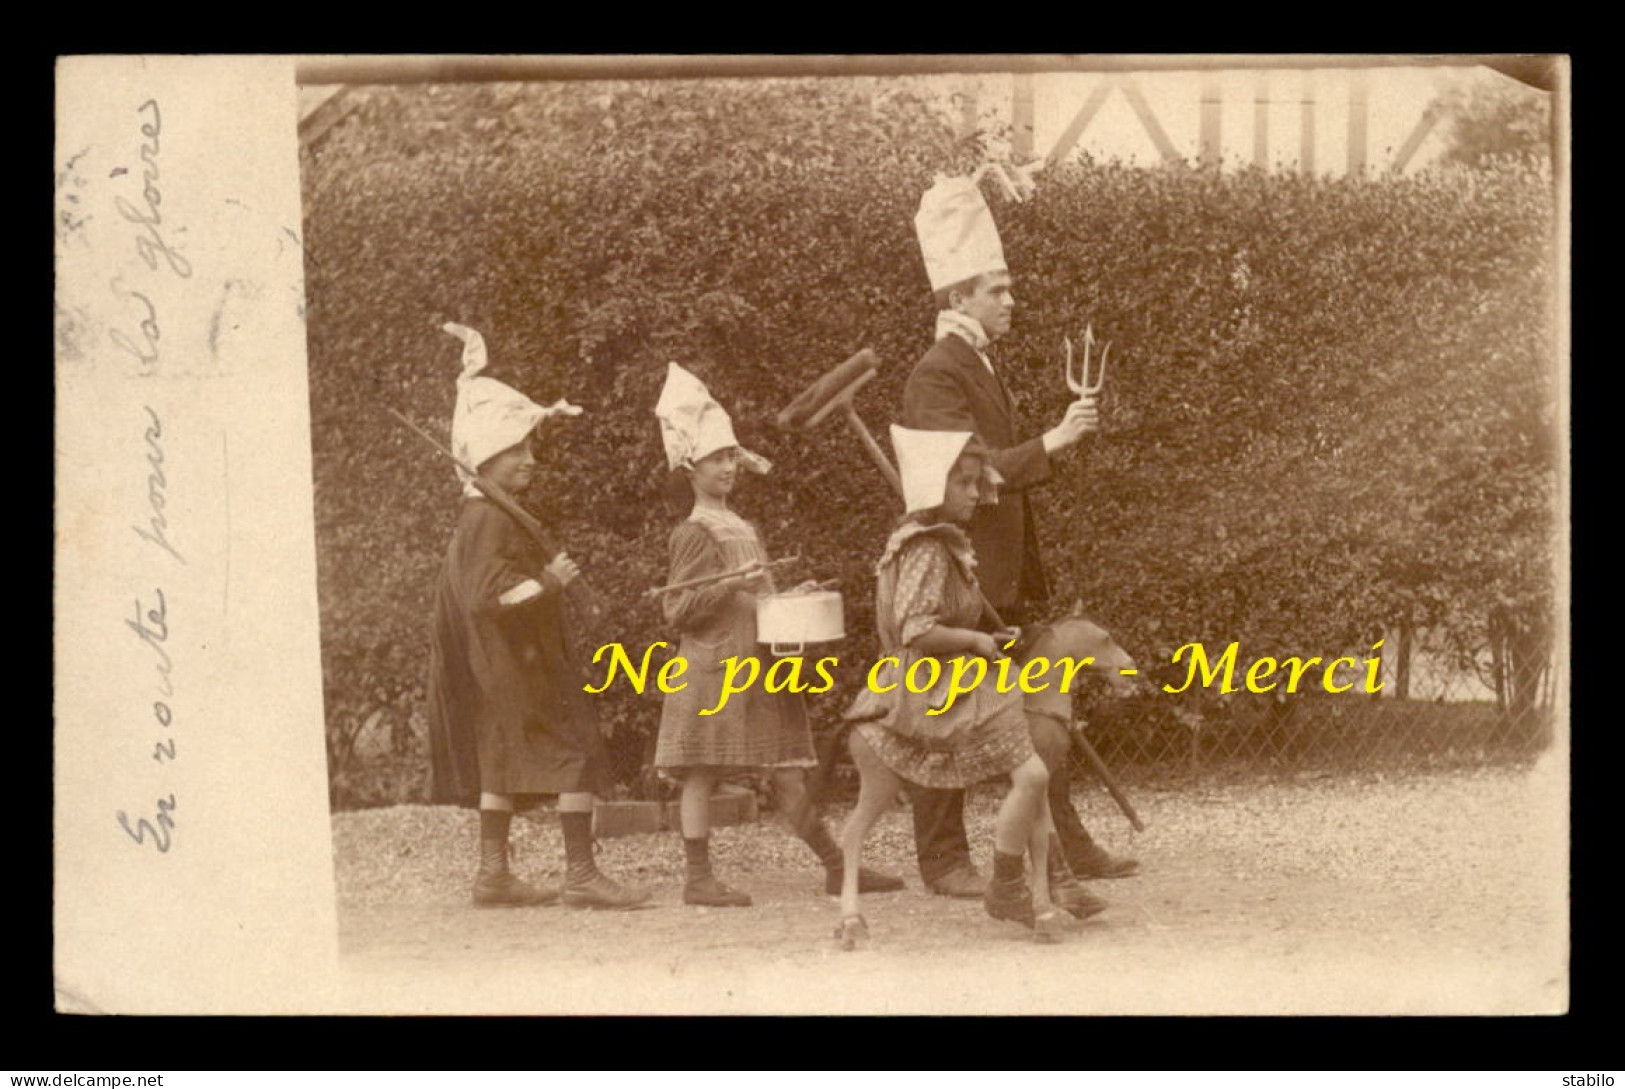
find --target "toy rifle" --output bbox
[388,408,606,636]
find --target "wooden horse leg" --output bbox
[1028,790,1063,942]
[837,729,902,948]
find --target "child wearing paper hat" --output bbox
[836,424,1063,941]
[427,322,649,911]
[653,362,902,908]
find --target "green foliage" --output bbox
[301,79,1559,808]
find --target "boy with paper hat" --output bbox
[901,173,1139,898]
[653,362,901,907]
[444,321,584,495]
[427,323,649,910]
[836,425,1064,944]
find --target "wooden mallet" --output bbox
[779,347,1008,629]
[777,348,902,497]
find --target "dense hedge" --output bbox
[300,78,1558,808]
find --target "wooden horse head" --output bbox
[1019,600,1143,720]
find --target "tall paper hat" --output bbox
[914,174,1007,293]
[891,424,978,514]
[444,322,583,495]
[655,361,771,474]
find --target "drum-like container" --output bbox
[757,591,845,655]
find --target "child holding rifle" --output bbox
[426,323,648,910]
[653,362,902,907]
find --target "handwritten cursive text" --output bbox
[108,274,160,372]
[117,587,178,853]
[114,100,192,280]
[132,405,184,565]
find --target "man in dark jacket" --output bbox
[903,174,1139,899]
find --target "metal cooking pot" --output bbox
[756,590,845,655]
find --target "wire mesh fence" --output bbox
[1072,632,1559,786]
[328,634,1560,811]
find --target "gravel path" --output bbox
[330,759,1567,1015]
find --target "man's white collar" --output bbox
[935,310,994,374]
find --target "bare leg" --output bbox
[840,732,903,926]
[1028,791,1056,919]
[994,755,1047,857]
[986,755,1060,939]
[773,766,905,895]
[1026,709,1129,876]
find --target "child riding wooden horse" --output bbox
[834,426,1138,949]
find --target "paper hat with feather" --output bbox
[655,361,771,474]
[890,424,1002,515]
[444,322,583,496]
[914,173,1008,293]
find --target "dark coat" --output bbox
[427,498,607,805]
[901,333,1052,619]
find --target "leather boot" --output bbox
[984,851,1036,928]
[683,836,751,907]
[1047,836,1107,920]
[563,872,653,910]
[1067,837,1141,880]
[927,864,988,899]
[825,865,908,896]
[559,811,651,910]
[1055,797,1141,878]
[472,838,558,908]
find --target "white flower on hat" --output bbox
[654,361,771,474]
[444,322,582,496]
[914,173,1008,293]
[887,424,976,514]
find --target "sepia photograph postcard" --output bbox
[53,53,1570,1015]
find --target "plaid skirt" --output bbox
[852,688,1034,790]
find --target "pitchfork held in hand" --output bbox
[1065,324,1109,401]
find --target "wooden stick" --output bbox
[780,349,878,429]
[1072,727,1147,832]
[843,403,904,498]
[388,407,604,625]
[646,555,801,599]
